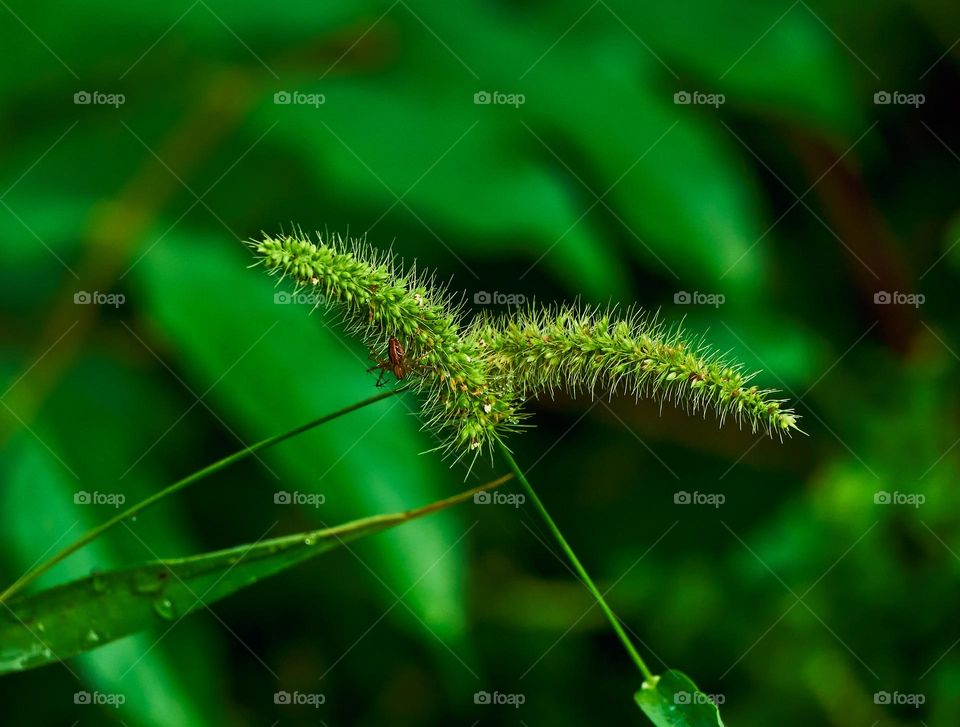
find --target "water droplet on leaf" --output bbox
[133,570,163,594]
[153,598,177,621]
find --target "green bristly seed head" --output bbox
[471,306,798,438]
[250,231,799,461]
[251,232,523,462]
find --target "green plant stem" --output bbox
[0,387,405,604]
[498,441,654,682]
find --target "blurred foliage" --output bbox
[1,0,959,724]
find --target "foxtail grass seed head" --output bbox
[472,305,799,438]
[251,232,523,461]
[250,232,799,460]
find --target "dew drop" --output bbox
[152,597,177,621]
[132,570,163,595]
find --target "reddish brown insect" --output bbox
[368,336,407,386]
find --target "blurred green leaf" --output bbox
[261,76,632,299]
[613,1,862,132]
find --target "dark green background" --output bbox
[1,1,958,724]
